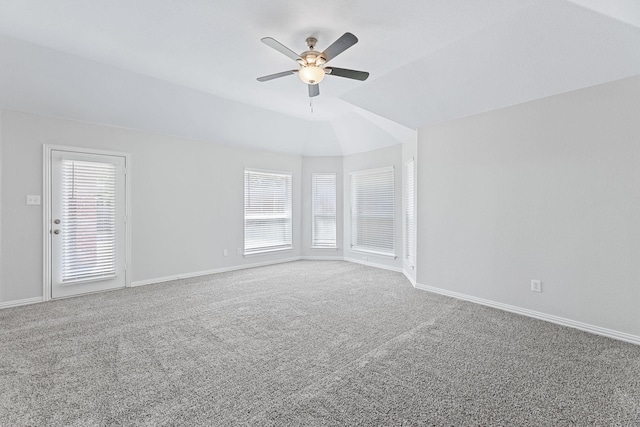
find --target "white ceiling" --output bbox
[0,0,639,155]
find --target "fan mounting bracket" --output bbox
[305,37,318,50]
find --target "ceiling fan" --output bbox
[257,32,369,98]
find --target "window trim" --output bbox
[311,172,338,249]
[43,144,131,302]
[350,165,396,258]
[403,158,416,269]
[243,168,293,256]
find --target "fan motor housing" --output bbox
[300,51,326,66]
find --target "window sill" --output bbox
[310,246,338,250]
[350,247,397,260]
[243,247,293,257]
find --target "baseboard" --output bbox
[414,282,640,346]
[0,296,43,310]
[344,257,403,273]
[130,257,302,287]
[132,256,401,288]
[300,256,345,261]
[402,269,416,286]
[2,258,406,309]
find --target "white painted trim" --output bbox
[402,269,416,286]
[8,251,638,347]
[344,257,403,273]
[124,154,132,288]
[42,145,132,301]
[349,165,394,177]
[300,256,344,261]
[350,247,397,259]
[0,111,2,303]
[0,297,43,310]
[130,257,301,287]
[243,247,293,257]
[42,146,51,302]
[414,282,640,346]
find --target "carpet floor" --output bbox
[1,260,639,426]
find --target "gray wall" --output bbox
[4,74,638,340]
[301,156,344,259]
[417,75,640,336]
[343,144,403,270]
[0,110,302,302]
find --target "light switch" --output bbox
[531,280,542,293]
[26,195,41,205]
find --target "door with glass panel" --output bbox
[50,150,126,298]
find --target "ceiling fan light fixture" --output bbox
[258,32,367,98]
[298,65,325,84]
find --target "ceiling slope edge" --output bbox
[566,0,640,28]
[0,34,352,156]
[341,0,640,130]
[329,111,410,156]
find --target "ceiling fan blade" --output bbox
[325,67,369,81]
[321,32,358,63]
[308,84,320,97]
[261,37,302,62]
[257,70,297,82]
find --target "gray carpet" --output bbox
[1,260,639,426]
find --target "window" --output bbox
[350,166,395,257]
[404,158,416,267]
[61,159,117,282]
[244,169,292,254]
[312,173,337,248]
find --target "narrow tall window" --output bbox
[312,173,337,248]
[244,169,292,254]
[404,158,416,267]
[351,166,395,257]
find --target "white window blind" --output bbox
[312,173,337,248]
[244,169,292,254]
[61,159,117,282]
[351,166,395,256]
[404,158,416,267]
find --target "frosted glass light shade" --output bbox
[298,66,325,84]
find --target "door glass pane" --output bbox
[61,160,117,282]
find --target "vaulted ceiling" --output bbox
[0,0,639,156]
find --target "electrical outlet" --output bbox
[531,280,542,293]
[236,248,242,255]
[223,249,228,256]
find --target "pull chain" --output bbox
[309,96,314,113]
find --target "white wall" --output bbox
[417,75,640,337]
[301,156,344,259]
[0,110,302,302]
[343,144,403,271]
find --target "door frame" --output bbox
[43,144,132,301]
